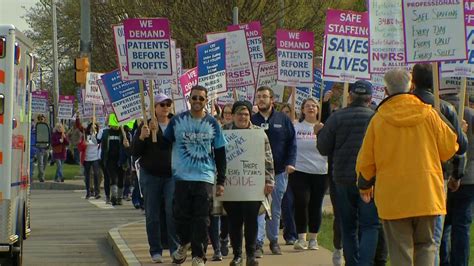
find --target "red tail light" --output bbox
[0,37,5,58]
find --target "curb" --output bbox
[30,181,85,190]
[107,220,143,266]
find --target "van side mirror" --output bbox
[35,122,50,149]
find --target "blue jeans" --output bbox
[336,184,380,266]
[139,168,177,256]
[434,180,448,266]
[55,159,64,181]
[36,149,48,181]
[257,172,288,245]
[282,185,297,242]
[208,216,221,254]
[73,147,80,165]
[440,184,474,266]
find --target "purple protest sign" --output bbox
[368,0,407,73]
[276,29,314,86]
[58,95,75,119]
[123,18,172,79]
[31,91,48,114]
[323,9,370,83]
[227,21,266,64]
[402,0,467,63]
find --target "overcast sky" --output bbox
[0,0,39,32]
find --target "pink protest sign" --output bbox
[276,29,314,86]
[123,18,172,79]
[179,68,198,107]
[402,0,467,63]
[323,9,370,83]
[59,95,74,104]
[32,91,48,100]
[441,0,474,77]
[227,21,265,64]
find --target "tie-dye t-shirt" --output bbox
[164,111,227,184]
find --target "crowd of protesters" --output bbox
[29,64,474,266]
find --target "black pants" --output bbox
[220,215,229,241]
[173,181,212,258]
[106,160,124,188]
[223,201,261,258]
[100,160,110,197]
[84,160,100,196]
[288,171,328,234]
[329,176,343,250]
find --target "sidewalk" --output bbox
[108,219,334,266]
[32,179,336,265]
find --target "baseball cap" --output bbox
[154,93,171,104]
[349,80,373,95]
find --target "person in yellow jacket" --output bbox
[356,68,459,266]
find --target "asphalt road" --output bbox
[23,189,143,266]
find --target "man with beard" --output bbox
[251,86,297,257]
[164,85,227,266]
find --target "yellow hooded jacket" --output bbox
[356,94,458,220]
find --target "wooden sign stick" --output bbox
[342,82,349,108]
[432,62,441,112]
[149,80,157,143]
[459,77,467,124]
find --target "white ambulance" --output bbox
[0,24,40,265]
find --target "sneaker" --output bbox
[117,198,123,205]
[308,239,319,250]
[220,238,229,256]
[212,251,223,261]
[111,196,117,206]
[254,246,264,258]
[94,194,101,199]
[333,248,343,266]
[293,239,308,250]
[172,243,191,264]
[151,253,163,263]
[246,257,259,266]
[269,241,282,255]
[285,239,296,245]
[85,194,91,200]
[230,256,243,266]
[191,256,205,266]
[105,197,112,205]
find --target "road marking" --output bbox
[88,199,115,209]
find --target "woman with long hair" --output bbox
[51,123,69,182]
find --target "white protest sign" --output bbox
[439,76,474,95]
[113,24,130,80]
[218,129,266,201]
[368,0,407,73]
[256,61,286,103]
[323,9,370,82]
[207,30,255,88]
[123,18,172,79]
[402,0,467,63]
[31,91,48,115]
[441,1,474,77]
[227,21,266,64]
[58,95,74,120]
[85,72,105,105]
[277,29,314,86]
[235,85,256,104]
[370,74,387,106]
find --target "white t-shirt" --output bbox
[84,135,100,162]
[294,120,328,174]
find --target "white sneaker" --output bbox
[333,248,343,266]
[192,256,205,266]
[172,243,191,264]
[293,239,308,250]
[308,239,319,250]
[151,253,163,263]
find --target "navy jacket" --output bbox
[251,109,297,175]
[317,103,374,185]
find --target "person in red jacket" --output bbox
[51,123,69,182]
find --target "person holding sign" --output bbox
[222,101,275,266]
[164,85,227,266]
[356,69,459,266]
[132,94,178,263]
[289,98,328,251]
[316,80,380,266]
[251,86,297,257]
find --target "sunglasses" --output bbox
[191,95,206,102]
[159,102,172,107]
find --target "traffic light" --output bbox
[75,57,89,85]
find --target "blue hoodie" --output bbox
[251,109,297,175]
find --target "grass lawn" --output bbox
[36,162,82,180]
[318,213,474,264]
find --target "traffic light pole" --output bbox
[78,0,91,121]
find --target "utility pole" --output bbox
[52,0,59,123]
[279,0,285,28]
